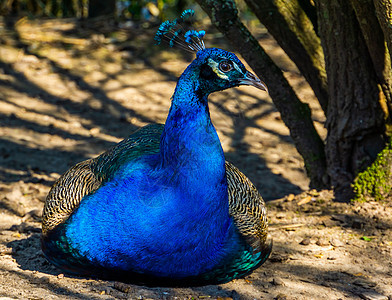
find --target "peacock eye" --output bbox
[218,61,233,73]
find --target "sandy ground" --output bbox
[0,18,391,300]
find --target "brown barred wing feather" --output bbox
[42,159,101,235]
[225,161,269,253]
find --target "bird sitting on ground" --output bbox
[41,10,271,286]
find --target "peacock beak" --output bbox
[238,71,268,93]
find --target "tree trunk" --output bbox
[244,0,328,114]
[316,0,386,201]
[298,0,318,35]
[196,0,328,188]
[350,0,392,118]
[373,0,392,61]
[88,0,115,18]
[62,0,75,17]
[51,0,59,17]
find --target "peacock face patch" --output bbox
[207,58,244,81]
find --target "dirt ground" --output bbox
[0,17,391,300]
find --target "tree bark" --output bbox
[350,0,392,117]
[196,0,328,188]
[316,0,386,201]
[373,0,392,61]
[298,0,318,35]
[244,0,328,114]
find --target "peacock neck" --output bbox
[160,65,226,193]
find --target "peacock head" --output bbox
[155,9,267,95]
[191,47,267,94]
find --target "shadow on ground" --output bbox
[0,16,304,200]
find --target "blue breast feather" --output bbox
[63,101,236,277]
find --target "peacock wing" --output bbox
[42,124,164,235]
[225,161,271,254]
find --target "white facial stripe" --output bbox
[232,62,243,74]
[207,58,229,80]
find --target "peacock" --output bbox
[41,10,271,286]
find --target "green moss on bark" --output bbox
[353,140,392,202]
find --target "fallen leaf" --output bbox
[244,279,252,284]
[287,194,295,201]
[297,196,312,205]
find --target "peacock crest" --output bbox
[154,9,205,53]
